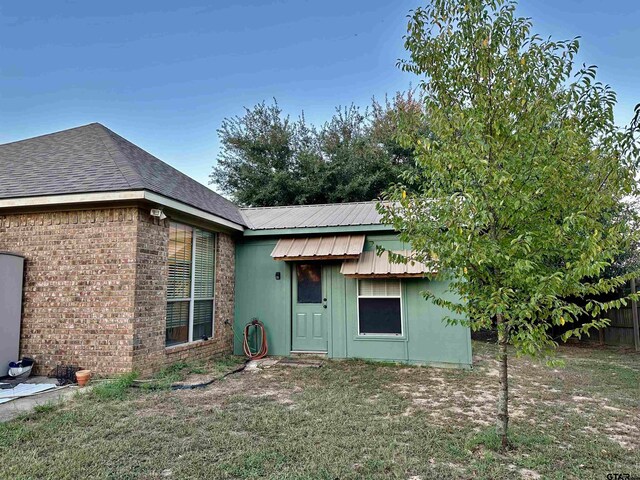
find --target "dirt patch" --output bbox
[174,373,217,386]
[168,368,301,410]
[506,464,542,479]
[602,420,640,450]
[390,356,500,427]
[387,344,640,453]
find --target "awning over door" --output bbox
[340,250,434,278]
[271,234,365,261]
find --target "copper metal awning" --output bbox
[271,234,365,261]
[340,250,434,278]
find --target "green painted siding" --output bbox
[234,239,291,356]
[234,233,472,367]
[363,234,408,252]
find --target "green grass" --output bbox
[32,403,58,415]
[90,372,139,400]
[0,345,637,479]
[465,426,553,452]
[138,361,193,390]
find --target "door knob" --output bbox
[323,305,327,309]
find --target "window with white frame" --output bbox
[166,222,216,346]
[357,279,402,335]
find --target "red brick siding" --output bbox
[0,208,138,374]
[131,211,169,375]
[0,207,237,376]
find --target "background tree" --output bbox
[211,93,427,206]
[321,105,396,203]
[211,101,324,206]
[381,0,640,448]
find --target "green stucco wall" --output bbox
[234,233,472,367]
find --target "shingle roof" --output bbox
[240,201,384,230]
[0,123,245,226]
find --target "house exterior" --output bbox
[0,124,471,376]
[0,123,243,376]
[235,204,471,367]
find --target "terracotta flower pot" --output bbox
[75,369,91,387]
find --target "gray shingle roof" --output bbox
[0,123,245,226]
[240,202,384,230]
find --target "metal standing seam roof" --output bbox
[270,235,365,260]
[340,250,435,278]
[0,123,246,226]
[240,201,384,230]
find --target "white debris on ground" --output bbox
[244,357,324,372]
[0,382,57,405]
[0,377,89,422]
[244,358,280,372]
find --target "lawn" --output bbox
[0,341,638,480]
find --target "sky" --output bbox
[1,0,638,188]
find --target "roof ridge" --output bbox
[240,210,256,229]
[96,124,234,200]
[94,124,245,225]
[0,122,100,148]
[90,124,142,190]
[239,200,381,211]
[99,125,187,182]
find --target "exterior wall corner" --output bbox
[0,207,139,375]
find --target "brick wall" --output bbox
[0,206,237,377]
[131,211,169,375]
[0,208,139,374]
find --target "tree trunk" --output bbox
[496,313,509,449]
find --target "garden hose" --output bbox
[242,318,268,360]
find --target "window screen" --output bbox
[166,301,189,346]
[358,279,401,297]
[358,279,402,335]
[167,223,192,299]
[166,222,216,346]
[193,300,213,340]
[296,264,322,304]
[194,230,215,298]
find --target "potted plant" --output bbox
[75,370,91,387]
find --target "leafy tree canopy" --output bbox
[210,92,427,206]
[380,0,640,446]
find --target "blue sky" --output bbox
[1,0,638,187]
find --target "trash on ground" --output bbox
[0,383,57,405]
[8,357,35,381]
[48,365,82,385]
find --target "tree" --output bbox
[211,93,427,206]
[371,90,428,170]
[210,101,325,207]
[380,0,640,448]
[604,201,640,278]
[321,105,397,203]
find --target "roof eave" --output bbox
[0,190,245,232]
[243,224,394,237]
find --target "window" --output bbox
[166,222,216,346]
[357,279,402,335]
[296,264,322,304]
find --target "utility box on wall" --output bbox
[0,252,24,376]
